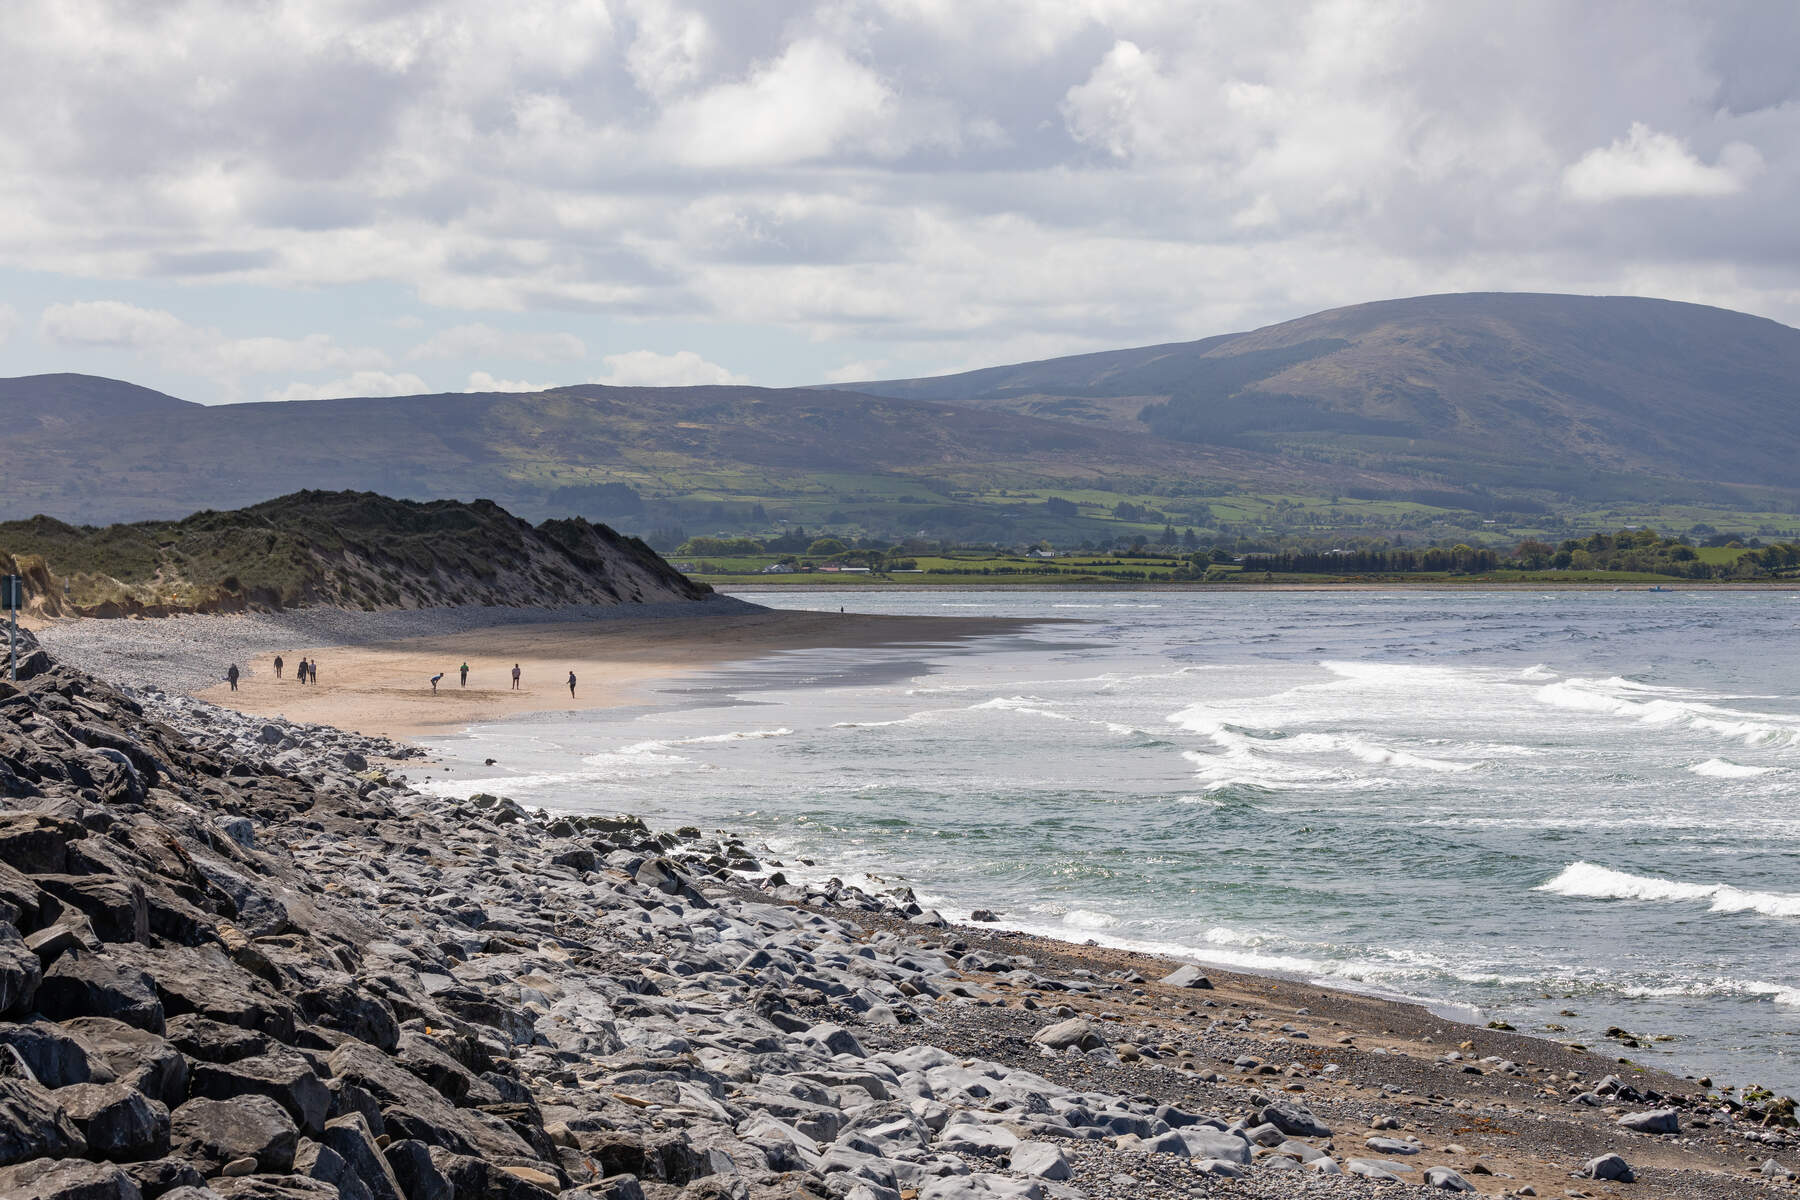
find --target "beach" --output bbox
[5,600,1798,1199]
[33,599,1037,740]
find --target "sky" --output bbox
[1,0,1796,405]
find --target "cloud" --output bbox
[0,304,14,347]
[409,323,587,362]
[39,300,392,396]
[1564,123,1764,201]
[266,371,431,403]
[466,370,559,392]
[821,359,890,384]
[591,350,747,386]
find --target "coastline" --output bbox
[714,580,1800,592]
[2,618,1795,1197]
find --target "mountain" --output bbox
[844,293,1800,504]
[0,491,706,616]
[3,293,1798,541]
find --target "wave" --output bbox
[969,696,1074,721]
[1534,678,1800,746]
[1538,861,1800,918]
[1688,758,1776,779]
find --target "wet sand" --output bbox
[196,607,1037,739]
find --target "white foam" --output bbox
[1688,758,1775,779]
[970,696,1073,721]
[1062,909,1120,930]
[1535,678,1800,747]
[1538,861,1800,918]
[1517,664,1558,681]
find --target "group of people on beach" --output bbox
[427,662,574,696]
[272,654,316,684]
[225,655,315,690]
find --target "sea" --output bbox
[418,589,1800,1095]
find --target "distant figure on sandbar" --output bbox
[430,672,443,694]
[226,664,240,691]
[567,670,577,697]
[273,654,283,679]
[459,661,469,687]
[308,659,319,685]
[511,663,521,690]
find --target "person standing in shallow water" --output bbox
[226,663,239,691]
[459,662,469,688]
[511,663,521,690]
[273,655,283,680]
[430,672,442,694]
[567,670,576,697]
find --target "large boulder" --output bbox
[1,925,42,1018]
[0,812,84,874]
[1030,1018,1101,1052]
[0,1020,111,1088]
[188,1050,329,1137]
[0,1157,142,1200]
[32,877,148,945]
[0,1074,88,1164]
[1159,965,1212,989]
[58,1019,188,1109]
[1617,1108,1680,1135]
[1583,1153,1634,1182]
[1259,1101,1331,1138]
[169,1096,298,1174]
[53,1081,171,1161]
[34,951,165,1034]
[320,1113,407,1200]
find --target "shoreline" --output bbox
[33,600,1052,741]
[3,623,1795,1196]
[716,579,1800,592]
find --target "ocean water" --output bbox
[419,590,1800,1094]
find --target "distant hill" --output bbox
[845,293,1800,504]
[3,293,1797,542]
[0,491,706,616]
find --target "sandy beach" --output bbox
[189,606,1037,739]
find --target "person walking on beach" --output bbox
[307,659,318,685]
[511,663,521,690]
[226,663,240,691]
[567,670,577,697]
[273,654,283,680]
[459,662,469,688]
[430,672,443,694]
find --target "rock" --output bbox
[170,1095,298,1173]
[381,1139,452,1200]
[1365,1135,1421,1155]
[1582,1153,1633,1182]
[219,1160,257,1179]
[319,1113,406,1200]
[35,950,164,1034]
[1159,965,1212,989]
[209,1177,338,1200]
[188,1050,330,1136]
[1617,1108,1679,1134]
[969,910,999,922]
[1345,1159,1402,1181]
[1030,1018,1100,1051]
[1192,1159,1247,1177]
[33,876,148,944]
[1176,1128,1251,1163]
[1008,1142,1070,1180]
[1762,1158,1796,1181]
[1424,1166,1476,1191]
[1260,1101,1331,1138]
[0,1074,88,1164]
[801,1023,866,1058]
[119,1158,207,1199]
[294,1144,372,1200]
[0,812,83,874]
[60,1019,188,1109]
[0,925,42,1018]
[0,1021,110,1087]
[0,1157,142,1200]
[54,1081,171,1160]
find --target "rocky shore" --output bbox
[2,628,1796,1200]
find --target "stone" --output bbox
[53,1081,171,1160]
[219,1160,257,1179]
[209,1177,338,1200]
[1364,1135,1421,1155]
[0,1020,110,1087]
[119,1158,207,1199]
[33,876,149,944]
[0,1157,142,1200]
[0,1074,88,1164]
[1582,1153,1633,1182]
[1,924,42,1019]
[0,812,83,874]
[1008,1142,1070,1180]
[59,1019,188,1109]
[1424,1166,1476,1191]
[1159,965,1212,989]
[35,950,164,1034]
[188,1050,330,1136]
[1176,1128,1251,1163]
[294,1144,372,1200]
[1030,1018,1100,1051]
[319,1112,407,1200]
[170,1095,299,1173]
[1345,1159,1402,1181]
[1616,1108,1679,1134]
[382,1139,452,1200]
[1260,1101,1331,1138]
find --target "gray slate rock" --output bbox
[1030,1018,1100,1052]
[0,1074,88,1164]
[1583,1153,1634,1182]
[53,1081,171,1160]
[1424,1165,1476,1191]
[0,925,41,1019]
[1159,965,1212,989]
[0,1156,143,1200]
[320,1112,407,1200]
[1260,1101,1331,1138]
[1008,1141,1070,1180]
[188,1050,329,1137]
[0,1021,111,1088]
[35,950,164,1034]
[170,1095,298,1174]
[1617,1108,1679,1134]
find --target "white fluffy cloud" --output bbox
[266,371,431,404]
[591,350,747,387]
[2,0,1797,403]
[1564,123,1764,201]
[466,371,559,393]
[0,304,14,347]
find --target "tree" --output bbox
[807,537,848,556]
[1044,496,1077,517]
